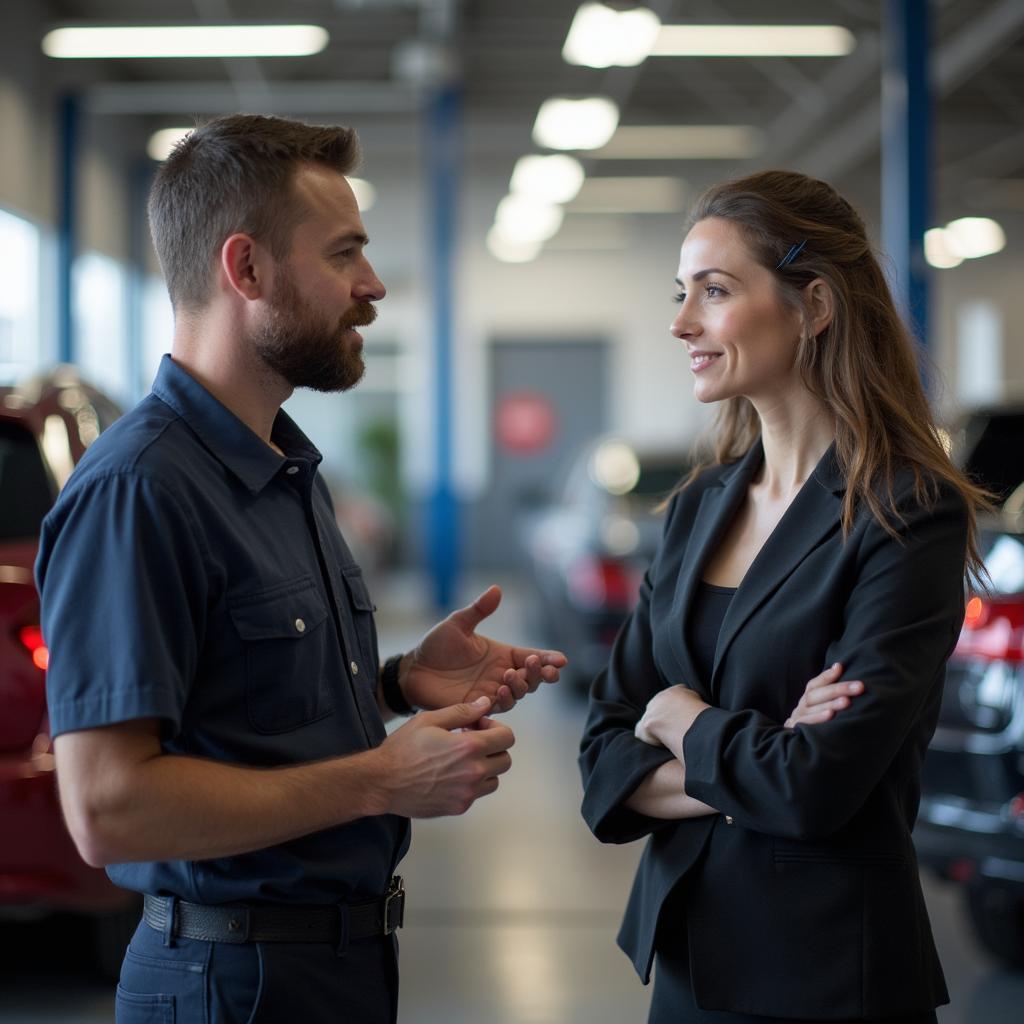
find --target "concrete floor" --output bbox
[2,572,1023,1022]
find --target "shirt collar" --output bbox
[151,354,323,495]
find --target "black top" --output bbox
[687,580,736,688]
[37,355,409,905]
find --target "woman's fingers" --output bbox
[805,662,844,692]
[804,679,864,707]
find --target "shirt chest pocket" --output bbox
[229,578,336,734]
[340,564,379,686]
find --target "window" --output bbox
[0,207,42,384]
[73,252,129,405]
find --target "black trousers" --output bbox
[116,917,398,1024]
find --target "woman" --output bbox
[579,169,988,1023]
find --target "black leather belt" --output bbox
[143,876,404,953]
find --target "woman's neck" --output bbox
[752,390,835,498]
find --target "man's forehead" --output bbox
[290,165,365,238]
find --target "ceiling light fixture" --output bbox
[944,217,1006,260]
[923,228,962,270]
[533,97,619,151]
[42,25,329,59]
[348,177,377,212]
[494,194,565,243]
[563,3,661,68]
[147,127,193,161]
[510,155,585,204]
[486,225,542,264]
[593,125,762,160]
[651,24,855,58]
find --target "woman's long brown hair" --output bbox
[676,169,991,586]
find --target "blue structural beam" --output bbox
[57,92,80,365]
[427,86,461,610]
[881,0,931,352]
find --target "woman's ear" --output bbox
[804,277,835,338]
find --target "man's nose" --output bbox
[356,258,386,302]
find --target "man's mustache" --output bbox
[339,303,377,330]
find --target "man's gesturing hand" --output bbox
[401,585,566,713]
[372,697,515,818]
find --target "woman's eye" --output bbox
[705,283,727,298]
[672,291,686,304]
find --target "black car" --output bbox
[915,523,1024,968]
[520,438,689,689]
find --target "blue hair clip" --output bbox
[776,239,807,270]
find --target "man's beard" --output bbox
[252,267,376,393]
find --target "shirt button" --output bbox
[286,466,300,476]
[295,618,306,633]
[350,661,359,675]
[724,815,734,825]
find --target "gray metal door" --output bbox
[468,337,608,568]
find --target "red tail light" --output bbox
[956,598,1024,663]
[568,556,639,610]
[18,625,49,671]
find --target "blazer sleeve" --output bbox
[579,503,680,845]
[682,481,968,841]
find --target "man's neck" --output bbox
[170,312,291,447]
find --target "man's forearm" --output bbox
[57,735,389,867]
[624,759,717,820]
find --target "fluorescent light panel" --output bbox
[533,97,619,151]
[563,3,661,68]
[594,125,762,160]
[42,25,329,59]
[510,155,585,204]
[568,176,686,213]
[652,24,855,57]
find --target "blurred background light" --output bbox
[510,155,585,204]
[945,216,1006,259]
[495,194,565,243]
[651,24,856,58]
[146,127,192,161]
[924,227,963,269]
[593,125,762,160]
[562,3,661,68]
[567,176,685,213]
[42,25,329,59]
[533,97,620,151]
[486,225,542,264]
[589,439,641,495]
[348,177,378,211]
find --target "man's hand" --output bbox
[634,685,710,760]
[400,585,567,713]
[373,697,515,818]
[785,662,864,728]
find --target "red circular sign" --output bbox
[495,391,558,455]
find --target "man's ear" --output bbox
[220,233,269,301]
[804,277,835,338]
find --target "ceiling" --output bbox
[35,0,1024,224]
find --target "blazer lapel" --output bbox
[667,442,765,698]
[711,443,846,692]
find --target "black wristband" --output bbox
[381,654,416,716]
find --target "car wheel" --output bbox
[966,883,1024,968]
[92,898,143,979]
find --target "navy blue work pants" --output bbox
[116,913,398,1023]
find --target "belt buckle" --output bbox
[384,876,405,935]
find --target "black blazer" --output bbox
[579,441,966,1020]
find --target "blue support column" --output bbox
[426,85,461,610]
[128,159,155,401]
[881,0,931,353]
[57,92,80,365]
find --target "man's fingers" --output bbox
[448,585,502,633]
[472,720,516,754]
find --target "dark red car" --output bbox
[0,368,137,977]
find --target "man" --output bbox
[36,114,565,1023]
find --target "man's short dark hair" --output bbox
[148,114,361,312]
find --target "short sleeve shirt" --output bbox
[36,355,409,904]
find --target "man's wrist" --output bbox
[380,652,417,716]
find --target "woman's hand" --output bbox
[634,685,711,759]
[785,662,864,728]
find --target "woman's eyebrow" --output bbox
[675,267,741,285]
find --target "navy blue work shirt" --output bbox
[36,354,409,905]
